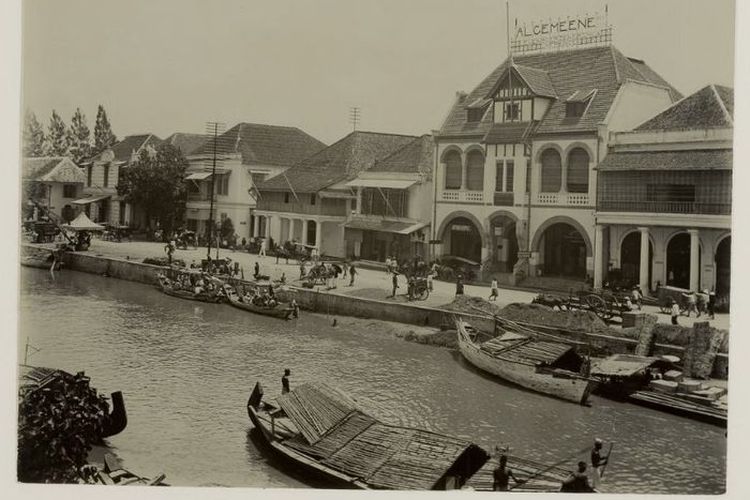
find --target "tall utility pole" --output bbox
[205,121,226,260]
[349,107,361,131]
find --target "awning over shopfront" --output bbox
[186,172,213,180]
[71,194,111,205]
[344,218,429,235]
[344,178,418,189]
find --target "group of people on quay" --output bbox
[669,289,717,324]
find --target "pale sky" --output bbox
[21,0,735,145]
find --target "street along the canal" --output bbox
[19,268,726,493]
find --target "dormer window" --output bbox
[565,89,597,118]
[466,98,490,123]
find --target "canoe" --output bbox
[157,278,224,303]
[95,454,168,486]
[226,291,295,320]
[455,318,594,405]
[246,382,491,490]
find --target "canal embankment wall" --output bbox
[24,244,727,378]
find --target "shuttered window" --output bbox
[466,150,485,191]
[444,151,462,189]
[540,149,562,193]
[567,148,589,193]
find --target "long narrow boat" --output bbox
[247,381,588,491]
[225,288,295,320]
[156,275,224,303]
[455,318,594,405]
[246,382,491,490]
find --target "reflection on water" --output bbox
[19,268,726,493]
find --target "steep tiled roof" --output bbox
[514,65,557,98]
[369,134,435,177]
[636,85,734,131]
[110,134,163,162]
[439,45,682,138]
[258,131,417,193]
[190,122,326,167]
[597,149,732,171]
[23,157,87,183]
[163,133,208,155]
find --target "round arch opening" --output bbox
[442,216,482,263]
[490,215,518,272]
[618,232,653,288]
[666,233,701,289]
[539,222,587,278]
[715,236,731,297]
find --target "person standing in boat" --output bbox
[492,454,520,491]
[281,369,291,394]
[590,438,608,489]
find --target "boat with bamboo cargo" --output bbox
[455,317,594,405]
[246,381,586,491]
[591,354,727,427]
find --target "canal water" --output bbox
[19,268,726,493]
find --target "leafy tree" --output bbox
[117,143,187,236]
[23,111,46,157]
[68,108,92,163]
[47,110,70,156]
[93,105,117,153]
[220,217,235,241]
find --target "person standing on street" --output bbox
[391,272,399,298]
[254,262,260,279]
[670,299,680,325]
[489,278,499,301]
[385,256,392,277]
[258,237,266,257]
[348,264,357,286]
[456,274,465,296]
[708,289,716,319]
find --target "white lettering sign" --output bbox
[511,12,611,54]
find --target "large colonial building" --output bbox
[596,85,733,297]
[184,123,326,240]
[76,134,163,227]
[432,45,682,282]
[253,131,416,257]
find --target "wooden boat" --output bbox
[591,354,727,427]
[94,454,168,486]
[455,318,594,405]
[246,382,490,490]
[19,365,127,438]
[225,287,295,320]
[156,275,225,303]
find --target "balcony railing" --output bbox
[598,200,731,215]
[439,190,485,203]
[493,192,514,206]
[535,193,590,206]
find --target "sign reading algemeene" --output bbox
[511,12,611,54]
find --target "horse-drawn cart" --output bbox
[532,289,631,321]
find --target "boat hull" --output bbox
[456,321,592,405]
[159,283,224,303]
[246,400,367,489]
[228,295,294,320]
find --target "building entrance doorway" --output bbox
[490,216,518,272]
[620,232,653,287]
[715,236,730,298]
[444,217,482,263]
[541,223,587,278]
[666,233,700,289]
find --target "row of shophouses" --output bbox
[24,45,732,297]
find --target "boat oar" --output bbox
[600,442,615,479]
[508,446,590,491]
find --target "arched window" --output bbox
[540,149,562,193]
[444,150,462,190]
[567,148,590,193]
[466,150,485,191]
